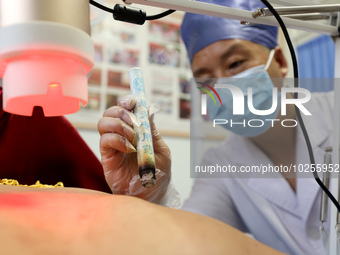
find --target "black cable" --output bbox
[89,0,114,14]
[89,0,175,21]
[260,0,340,212]
[145,10,176,20]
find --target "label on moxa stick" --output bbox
[129,67,156,188]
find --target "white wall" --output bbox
[77,128,193,204]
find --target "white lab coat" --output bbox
[182,91,334,255]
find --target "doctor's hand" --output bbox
[98,95,171,204]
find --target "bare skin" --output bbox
[0,186,285,255]
[191,39,297,192]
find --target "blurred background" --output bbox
[66,0,337,204]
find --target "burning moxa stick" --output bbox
[129,67,156,188]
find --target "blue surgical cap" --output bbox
[181,0,278,63]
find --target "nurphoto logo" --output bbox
[197,82,312,128]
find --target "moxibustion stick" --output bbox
[129,67,156,188]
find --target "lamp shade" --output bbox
[0,0,94,116]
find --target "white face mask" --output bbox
[207,49,280,137]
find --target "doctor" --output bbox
[97,0,334,254]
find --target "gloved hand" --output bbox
[98,95,172,204]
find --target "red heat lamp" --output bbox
[0,0,94,116]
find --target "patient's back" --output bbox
[0,186,284,255]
